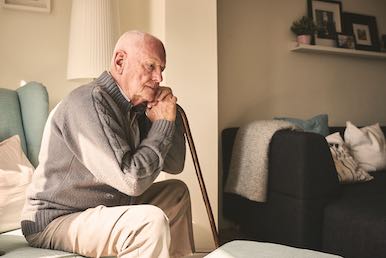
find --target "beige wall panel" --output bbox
[163,0,218,252]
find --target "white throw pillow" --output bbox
[0,135,34,233]
[326,132,373,183]
[344,121,386,171]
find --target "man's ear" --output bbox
[114,50,126,74]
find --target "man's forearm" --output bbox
[162,112,186,173]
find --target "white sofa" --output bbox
[0,83,84,257]
[1,229,84,257]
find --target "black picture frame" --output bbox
[381,35,386,52]
[342,12,380,52]
[308,0,343,47]
[336,33,356,49]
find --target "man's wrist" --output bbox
[149,119,175,138]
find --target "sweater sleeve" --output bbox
[162,111,186,174]
[61,89,176,196]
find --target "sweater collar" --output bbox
[95,71,133,114]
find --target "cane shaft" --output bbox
[177,105,219,248]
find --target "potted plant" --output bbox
[290,16,318,44]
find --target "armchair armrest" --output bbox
[269,130,340,200]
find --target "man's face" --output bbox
[122,40,166,106]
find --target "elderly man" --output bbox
[21,31,194,258]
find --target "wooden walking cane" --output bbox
[177,105,220,248]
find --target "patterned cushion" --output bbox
[326,132,373,183]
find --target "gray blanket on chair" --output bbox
[225,120,299,202]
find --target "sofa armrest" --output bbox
[269,130,340,200]
[221,128,341,249]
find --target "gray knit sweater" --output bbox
[21,71,186,236]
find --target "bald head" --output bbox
[110,31,165,69]
[109,31,167,106]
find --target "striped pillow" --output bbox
[0,135,34,233]
[326,132,373,184]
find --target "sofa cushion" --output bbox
[0,135,34,233]
[274,114,329,136]
[0,229,84,257]
[326,132,373,183]
[323,195,386,258]
[340,170,386,197]
[0,88,27,156]
[16,82,49,167]
[344,121,386,172]
[323,170,386,258]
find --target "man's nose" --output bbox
[152,70,163,83]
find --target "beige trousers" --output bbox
[26,179,195,258]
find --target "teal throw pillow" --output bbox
[274,114,329,136]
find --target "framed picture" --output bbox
[336,33,356,49]
[1,0,51,13]
[342,12,380,52]
[308,0,343,47]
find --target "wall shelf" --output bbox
[290,42,386,60]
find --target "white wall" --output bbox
[218,0,386,130]
[163,0,218,251]
[0,0,78,107]
[218,0,386,230]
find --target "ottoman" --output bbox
[205,240,342,258]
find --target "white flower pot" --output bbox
[297,35,311,45]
